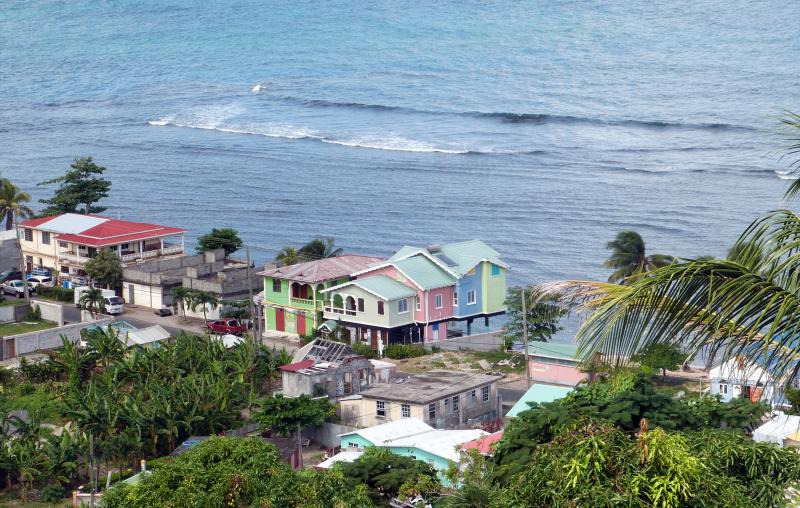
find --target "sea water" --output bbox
[2,0,798,286]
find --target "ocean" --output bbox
[2,0,798,286]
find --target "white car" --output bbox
[2,280,33,298]
[26,276,54,289]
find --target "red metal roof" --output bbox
[460,430,503,455]
[279,359,315,372]
[21,214,185,247]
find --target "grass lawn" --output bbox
[0,319,57,336]
[0,297,25,307]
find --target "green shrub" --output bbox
[40,483,66,503]
[35,285,74,302]
[384,344,428,359]
[26,304,42,321]
[351,342,377,359]
[17,382,35,396]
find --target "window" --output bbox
[482,385,490,402]
[377,301,384,315]
[491,264,501,277]
[453,292,458,306]
[376,400,386,418]
[401,403,410,418]
[61,265,69,274]
[120,243,129,250]
[719,383,728,395]
[41,231,50,245]
[470,389,476,399]
[347,441,359,449]
[435,294,443,309]
[467,290,477,305]
[398,299,408,314]
[416,299,421,311]
[25,255,32,263]
[58,241,68,248]
[24,228,32,242]
[444,398,449,408]
[357,298,365,312]
[452,395,460,412]
[272,279,281,292]
[428,403,437,420]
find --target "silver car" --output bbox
[2,280,32,298]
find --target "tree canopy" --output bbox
[275,237,342,266]
[503,286,566,347]
[603,230,674,284]
[255,394,335,436]
[83,249,123,289]
[38,157,111,215]
[196,228,243,257]
[631,342,688,377]
[0,178,33,230]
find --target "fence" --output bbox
[31,299,64,326]
[0,303,29,324]
[434,331,505,352]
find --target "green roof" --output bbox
[506,384,574,417]
[354,275,417,300]
[389,246,422,262]
[438,240,504,276]
[527,342,580,361]
[393,254,456,290]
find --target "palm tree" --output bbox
[0,178,33,231]
[603,230,674,284]
[298,237,342,262]
[170,286,191,321]
[190,290,219,322]
[79,288,106,319]
[540,209,800,382]
[275,246,299,266]
[781,111,800,199]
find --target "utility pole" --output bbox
[245,246,257,343]
[522,287,531,389]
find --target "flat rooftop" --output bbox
[356,369,502,405]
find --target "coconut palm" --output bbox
[0,179,33,231]
[540,209,800,382]
[781,111,800,199]
[274,246,299,266]
[603,230,674,284]
[170,286,191,321]
[298,237,342,261]
[79,288,106,319]
[189,290,219,322]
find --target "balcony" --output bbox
[290,296,316,308]
[121,245,183,263]
[58,252,91,265]
[323,305,357,317]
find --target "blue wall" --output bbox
[455,262,483,318]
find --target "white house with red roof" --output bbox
[19,213,185,283]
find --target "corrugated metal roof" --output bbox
[439,239,504,275]
[350,275,417,300]
[393,254,456,290]
[389,428,487,462]
[338,417,434,446]
[506,384,573,418]
[258,254,384,284]
[28,213,108,234]
[521,341,580,361]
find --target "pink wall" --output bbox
[424,321,447,342]
[527,361,586,386]
[427,286,454,322]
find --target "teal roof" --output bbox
[438,240,504,276]
[527,342,580,361]
[389,246,422,262]
[354,275,417,300]
[506,384,574,417]
[393,255,456,290]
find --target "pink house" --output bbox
[526,342,587,386]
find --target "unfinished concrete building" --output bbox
[122,249,260,319]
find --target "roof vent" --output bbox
[427,244,442,253]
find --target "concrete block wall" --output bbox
[30,300,64,326]
[4,317,114,358]
[435,331,505,353]
[304,422,358,449]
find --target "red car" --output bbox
[205,319,248,336]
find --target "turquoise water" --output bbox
[2,0,798,284]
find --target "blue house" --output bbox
[709,358,787,407]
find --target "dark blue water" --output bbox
[2,0,798,286]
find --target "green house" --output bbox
[259,255,383,336]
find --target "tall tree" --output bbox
[196,228,243,257]
[84,249,123,289]
[189,290,219,321]
[38,157,111,215]
[255,394,335,436]
[298,237,342,261]
[503,286,566,347]
[603,230,674,284]
[0,179,33,230]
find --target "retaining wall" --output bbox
[304,422,358,449]
[0,303,29,323]
[31,300,64,326]
[435,331,505,352]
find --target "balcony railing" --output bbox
[58,253,91,265]
[290,297,315,307]
[323,305,357,316]
[121,246,183,262]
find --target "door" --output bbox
[275,308,285,332]
[128,284,135,304]
[297,311,306,336]
[433,323,439,341]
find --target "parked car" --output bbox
[155,307,173,317]
[205,319,248,336]
[26,275,55,289]
[2,280,33,298]
[0,270,22,283]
